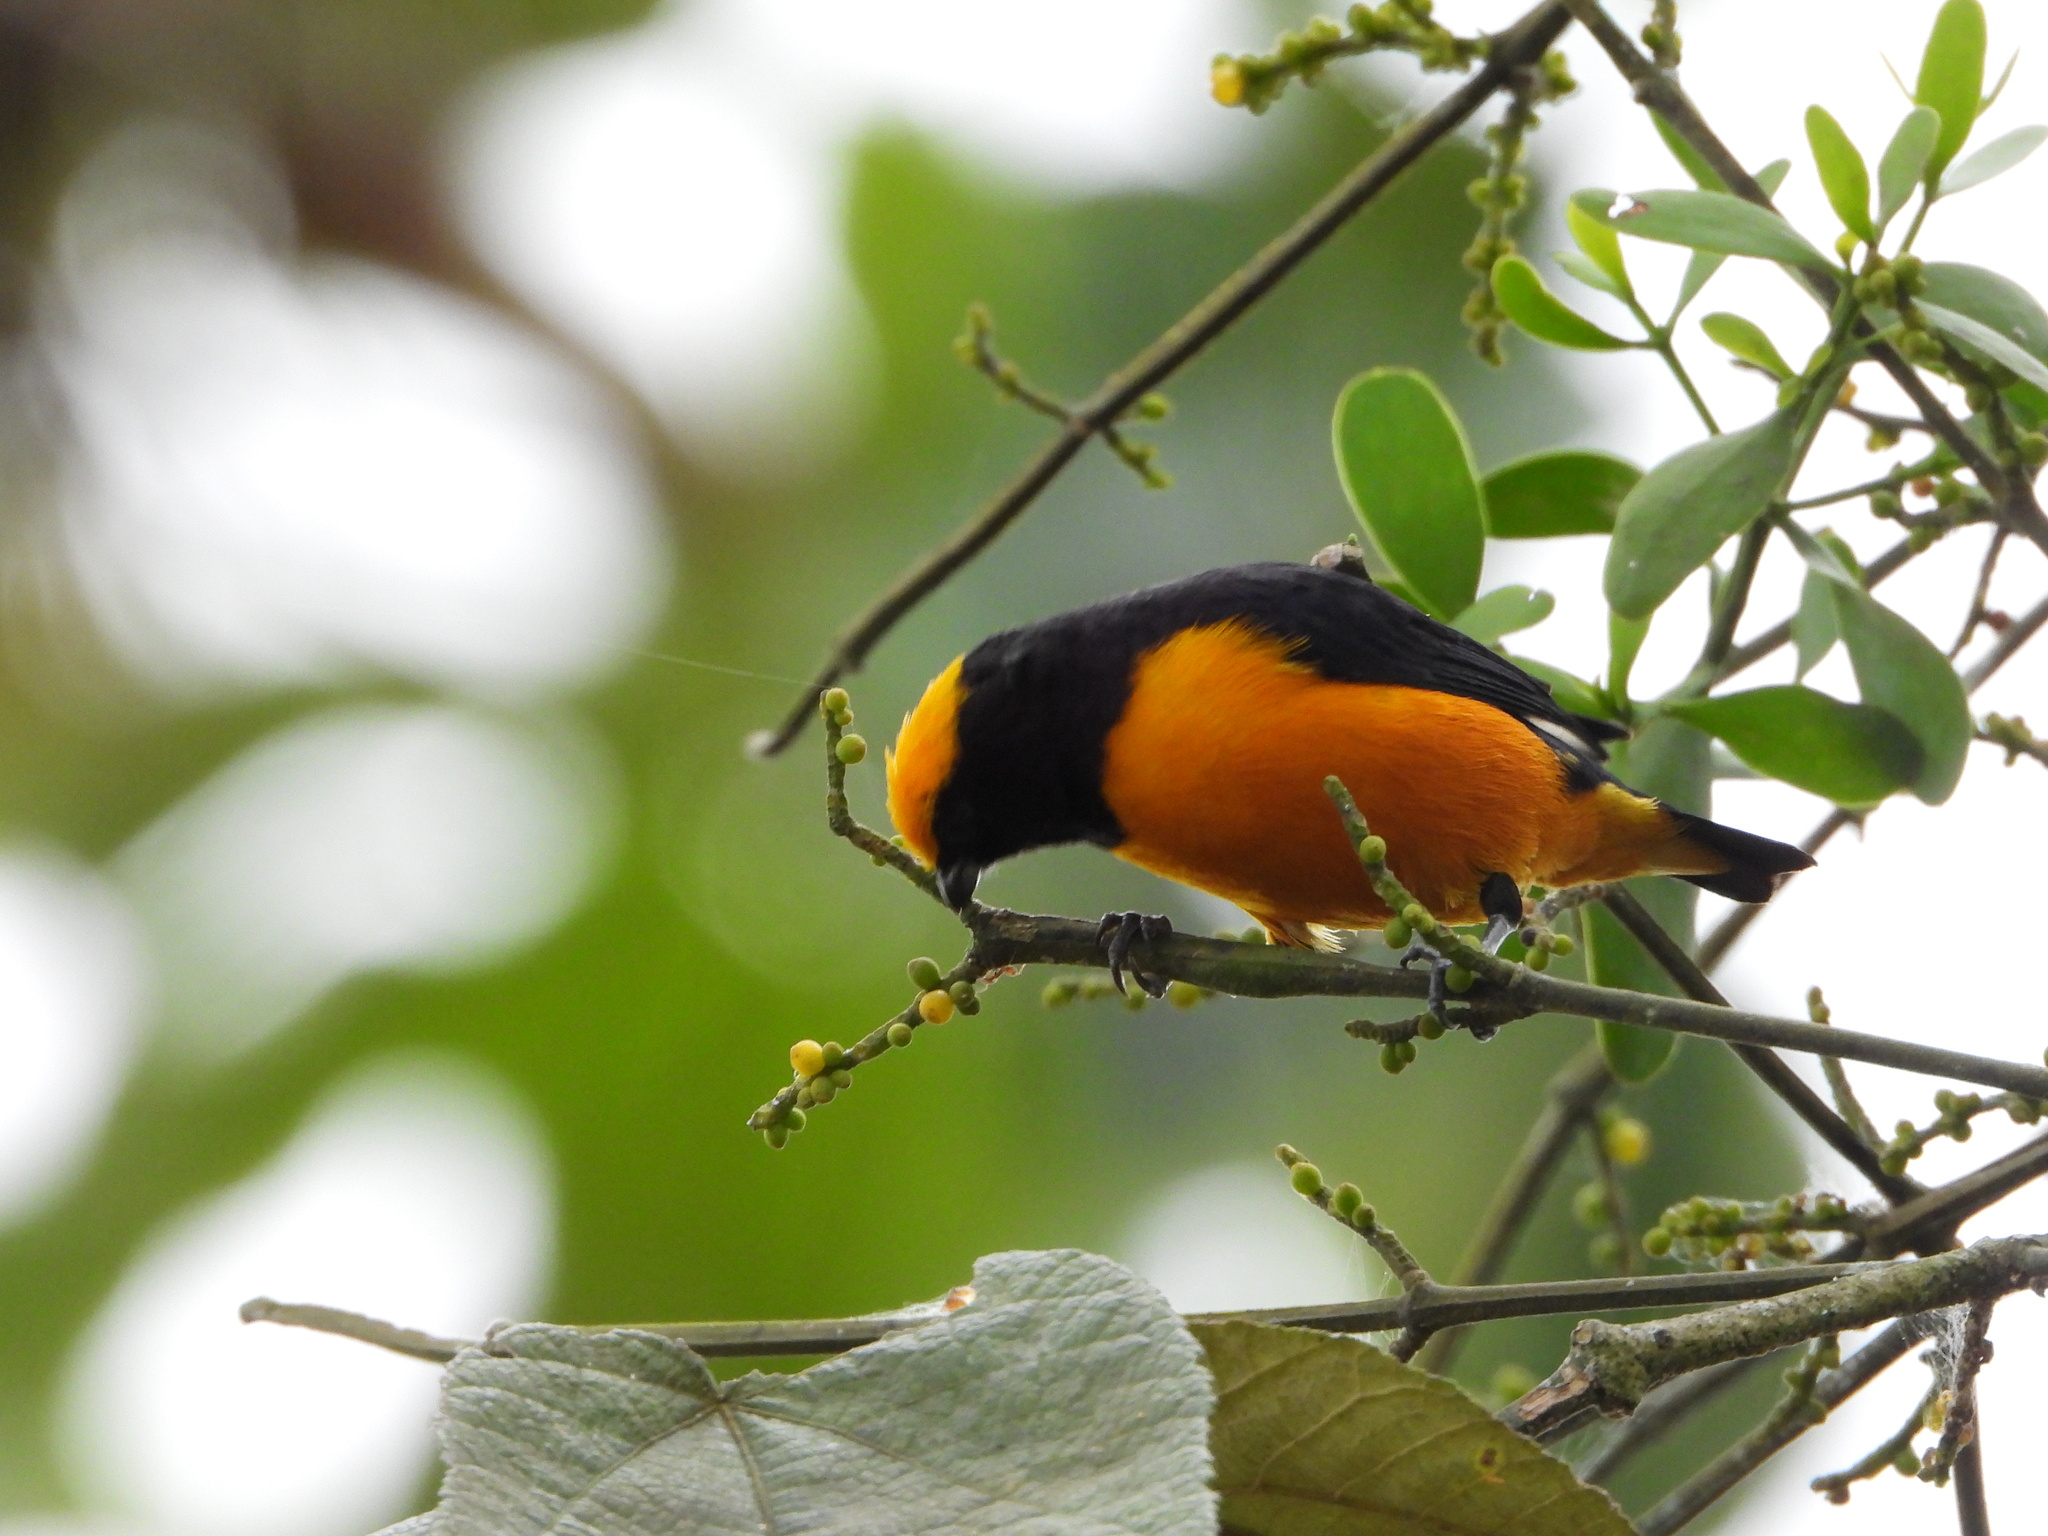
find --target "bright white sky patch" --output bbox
[117,702,614,1061]
[58,1050,553,1536]
[1116,1162,1369,1314]
[49,118,670,703]
[0,849,146,1229]
[449,0,1261,480]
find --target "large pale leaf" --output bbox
[1918,302,2048,394]
[1595,187,1831,272]
[388,1250,1216,1536]
[1481,449,1639,538]
[1197,1320,1632,1536]
[1333,369,1484,619]
[1667,686,1922,806]
[1915,0,1987,181]
[1669,160,1792,317]
[1604,410,1799,620]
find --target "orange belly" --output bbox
[1098,622,1683,930]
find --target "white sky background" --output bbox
[2,1,2045,1531]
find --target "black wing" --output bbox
[1062,562,1623,771]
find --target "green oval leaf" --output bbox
[1604,410,1799,620]
[1333,369,1484,619]
[1554,248,1628,300]
[1699,312,1795,379]
[1939,124,2048,196]
[1609,610,1649,703]
[1804,105,1875,242]
[1451,585,1555,645]
[1598,187,1832,272]
[1482,449,1640,537]
[1918,262,2048,363]
[1199,1320,1634,1536]
[1915,0,1988,180]
[1491,256,1633,350]
[1919,301,2048,393]
[1792,567,1840,679]
[1566,195,1632,297]
[1667,686,1922,806]
[1878,106,1942,226]
[1652,111,1725,191]
[1830,586,1973,804]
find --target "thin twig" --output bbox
[241,1258,1906,1367]
[1809,1380,1941,1504]
[747,0,1575,756]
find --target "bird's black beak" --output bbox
[936,862,983,911]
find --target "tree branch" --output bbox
[1500,1235,2047,1443]
[747,0,1575,757]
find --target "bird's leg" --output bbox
[1478,872,1524,956]
[1096,911,1172,998]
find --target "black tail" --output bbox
[1664,806,1817,903]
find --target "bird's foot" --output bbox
[1096,911,1172,998]
[1399,935,1500,1041]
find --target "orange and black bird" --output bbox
[885,560,1812,994]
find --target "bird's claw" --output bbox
[1097,911,1172,997]
[1401,936,1500,1042]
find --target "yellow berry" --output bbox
[790,1039,826,1078]
[1210,55,1247,107]
[919,989,955,1024]
[1604,1117,1652,1167]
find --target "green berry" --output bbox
[950,980,980,1015]
[1165,980,1203,1009]
[1079,976,1118,1000]
[1547,933,1574,957]
[830,1068,851,1089]
[785,1108,808,1132]
[1134,392,1171,420]
[821,687,850,715]
[887,1021,914,1048]
[1396,1038,1417,1064]
[1383,916,1412,950]
[1380,1042,1407,1074]
[1122,988,1148,1012]
[765,1125,790,1149]
[1590,1233,1624,1269]
[1401,903,1432,932]
[1416,1013,1445,1040]
[1894,1449,1921,1476]
[2020,432,2048,466]
[820,1041,845,1070]
[1290,1161,1323,1196]
[1525,946,1550,972]
[908,957,944,990]
[1642,1226,1674,1257]
[835,734,868,765]
[809,1078,836,1104]
[1357,834,1387,864]
[1573,1181,1610,1229]
[1444,964,1474,994]
[1041,979,1077,1008]
[1331,1182,1364,1218]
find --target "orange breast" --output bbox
[1099,621,1592,928]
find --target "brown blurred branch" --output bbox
[747,0,1574,757]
